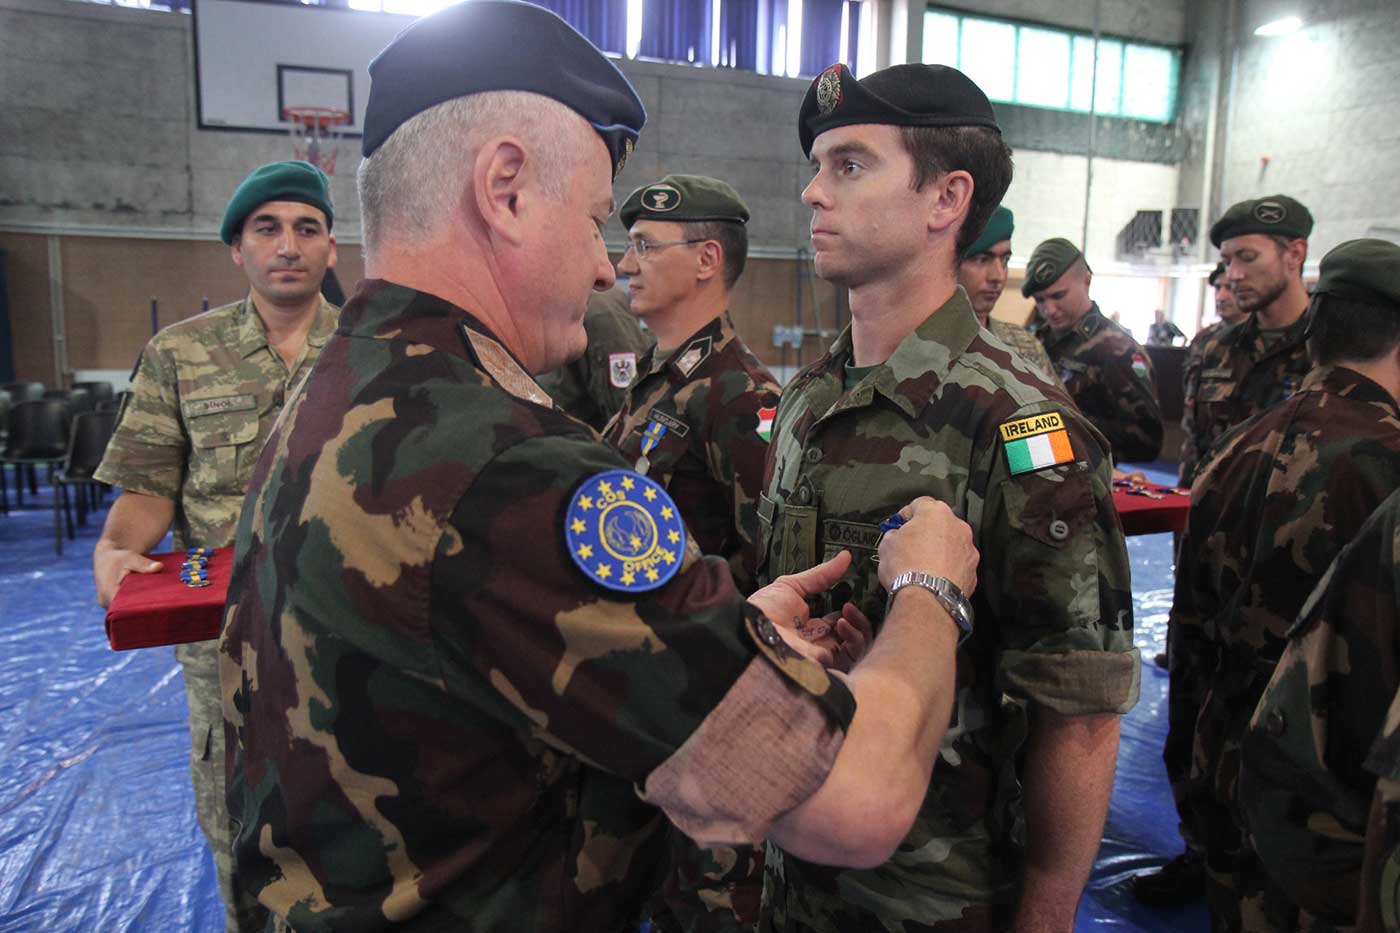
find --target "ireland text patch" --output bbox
[1000,412,1075,475]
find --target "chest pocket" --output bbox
[183,392,262,497]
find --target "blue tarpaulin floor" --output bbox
[0,464,1204,931]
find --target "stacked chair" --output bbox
[53,409,119,554]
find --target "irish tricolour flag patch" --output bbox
[999,412,1075,476]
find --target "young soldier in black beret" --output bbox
[1025,236,1165,464]
[758,61,1139,933]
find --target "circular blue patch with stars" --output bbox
[565,469,686,593]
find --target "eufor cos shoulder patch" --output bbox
[566,469,686,592]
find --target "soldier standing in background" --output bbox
[90,160,340,933]
[1177,260,1246,485]
[1027,237,1165,464]
[955,204,1059,382]
[1167,239,1400,931]
[605,174,780,595]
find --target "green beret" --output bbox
[1022,238,1088,297]
[1313,238,1400,308]
[798,63,1000,158]
[220,161,332,245]
[1209,194,1313,247]
[620,174,749,229]
[963,205,1014,259]
[1208,261,1227,287]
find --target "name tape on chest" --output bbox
[999,412,1075,476]
[647,408,689,437]
[565,469,686,592]
[184,393,257,418]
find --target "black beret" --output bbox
[1313,238,1400,308]
[362,0,645,179]
[1209,194,1313,247]
[220,161,332,245]
[1022,238,1088,297]
[1208,261,1227,287]
[798,63,1000,157]
[620,175,749,229]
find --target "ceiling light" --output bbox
[1254,16,1303,37]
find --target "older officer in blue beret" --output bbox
[220,2,982,930]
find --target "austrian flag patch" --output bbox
[999,412,1075,475]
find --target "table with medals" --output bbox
[1112,479,1190,536]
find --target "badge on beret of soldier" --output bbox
[1021,238,1086,297]
[1209,194,1314,247]
[798,62,1000,157]
[362,0,645,180]
[220,160,333,245]
[620,175,750,229]
[566,469,686,592]
[998,412,1076,476]
[1312,238,1400,308]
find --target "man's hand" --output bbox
[94,546,163,608]
[748,549,852,639]
[877,497,978,594]
[776,603,873,672]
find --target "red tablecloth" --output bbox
[1113,484,1190,536]
[105,549,230,650]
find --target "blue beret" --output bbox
[798,63,1000,158]
[963,205,1014,259]
[220,161,332,246]
[362,0,645,179]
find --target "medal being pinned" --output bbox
[635,419,667,475]
[565,469,686,593]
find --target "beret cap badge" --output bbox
[641,184,682,212]
[1253,201,1286,224]
[1034,260,1058,285]
[816,66,844,115]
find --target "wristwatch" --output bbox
[886,571,974,643]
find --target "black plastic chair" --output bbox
[44,388,94,418]
[2,382,44,404]
[54,409,118,554]
[72,381,115,408]
[0,399,69,512]
[97,390,129,414]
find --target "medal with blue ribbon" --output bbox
[636,420,667,475]
[565,469,686,593]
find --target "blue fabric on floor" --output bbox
[0,463,1203,930]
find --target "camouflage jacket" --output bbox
[538,287,654,431]
[1168,365,1400,824]
[220,281,854,932]
[1038,303,1164,464]
[757,290,1140,932]
[987,318,1058,384]
[1177,311,1311,486]
[603,314,780,595]
[1241,488,1400,925]
[93,294,338,549]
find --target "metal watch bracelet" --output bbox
[885,571,974,643]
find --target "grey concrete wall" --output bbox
[0,0,1184,258]
[929,0,1187,45]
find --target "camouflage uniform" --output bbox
[1177,313,1311,486]
[987,318,1058,384]
[1168,365,1400,931]
[603,313,779,595]
[538,287,654,431]
[1241,488,1400,929]
[757,290,1141,932]
[220,281,855,931]
[1038,302,1164,464]
[93,294,338,933]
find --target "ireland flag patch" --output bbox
[999,412,1075,476]
[756,406,776,442]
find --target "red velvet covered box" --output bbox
[105,549,230,650]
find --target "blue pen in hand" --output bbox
[879,513,907,533]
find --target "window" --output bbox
[922,6,1180,124]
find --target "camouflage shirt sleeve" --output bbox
[1179,337,1208,485]
[983,404,1140,714]
[1097,340,1164,464]
[699,377,781,594]
[431,432,854,845]
[93,338,186,498]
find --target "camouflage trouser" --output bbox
[1193,794,1306,933]
[174,640,266,933]
[650,831,762,932]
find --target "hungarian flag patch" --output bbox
[999,412,1075,475]
[756,406,776,442]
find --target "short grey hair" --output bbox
[357,91,585,254]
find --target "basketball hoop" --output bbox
[283,106,351,176]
